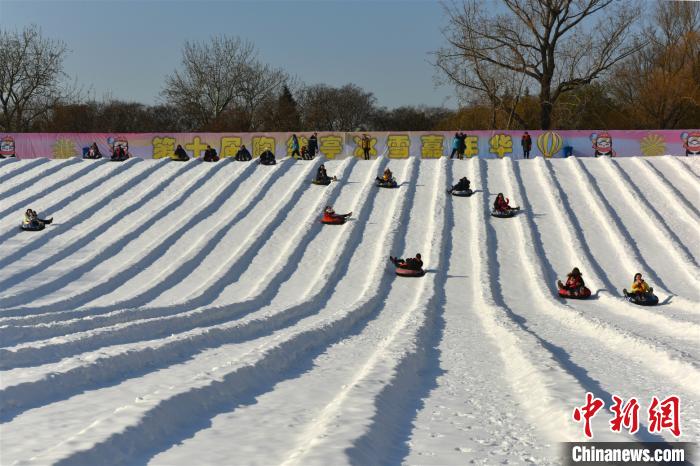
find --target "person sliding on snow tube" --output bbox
[235,145,252,161]
[376,168,398,188]
[491,193,520,217]
[390,253,425,277]
[557,267,591,298]
[321,205,352,225]
[624,273,659,306]
[21,209,53,231]
[172,144,190,161]
[203,145,219,162]
[312,164,336,185]
[110,145,129,162]
[84,142,102,159]
[449,177,472,196]
[259,149,276,165]
[300,146,310,160]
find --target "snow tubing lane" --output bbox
[312,178,332,185]
[395,267,425,277]
[558,287,592,299]
[450,189,473,197]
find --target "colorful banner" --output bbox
[0,130,698,160]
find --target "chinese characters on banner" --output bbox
[573,393,681,439]
[2,130,697,159]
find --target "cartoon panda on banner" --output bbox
[0,136,16,158]
[681,131,700,156]
[590,132,615,157]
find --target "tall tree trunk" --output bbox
[539,81,553,130]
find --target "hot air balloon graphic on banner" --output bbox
[537,131,563,158]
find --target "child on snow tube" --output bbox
[376,168,397,187]
[492,193,519,217]
[321,205,351,224]
[390,253,424,277]
[449,177,472,195]
[623,273,659,305]
[21,209,53,231]
[84,142,103,159]
[557,267,591,298]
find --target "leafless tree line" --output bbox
[2,0,698,132]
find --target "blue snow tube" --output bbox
[627,294,659,306]
[20,222,45,232]
[450,189,473,197]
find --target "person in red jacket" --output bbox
[493,193,519,213]
[390,253,423,271]
[558,267,586,295]
[322,206,351,223]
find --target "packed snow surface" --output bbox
[0,156,698,465]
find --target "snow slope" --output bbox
[0,156,698,465]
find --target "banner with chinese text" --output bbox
[1,130,697,159]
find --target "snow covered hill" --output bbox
[0,155,698,465]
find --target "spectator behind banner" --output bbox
[521,132,532,159]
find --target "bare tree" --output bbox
[161,35,258,128]
[298,83,376,131]
[436,0,644,129]
[237,61,288,131]
[0,25,76,131]
[610,1,700,128]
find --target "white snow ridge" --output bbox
[0,155,698,465]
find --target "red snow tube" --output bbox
[558,287,591,299]
[321,214,346,225]
[396,267,425,277]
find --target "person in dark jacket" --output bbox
[521,132,532,159]
[85,142,102,159]
[390,253,423,270]
[235,145,252,161]
[259,149,275,164]
[111,145,129,161]
[172,144,189,161]
[457,132,467,159]
[203,145,219,162]
[450,177,471,193]
[23,209,53,228]
[307,133,319,159]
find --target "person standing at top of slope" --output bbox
[557,267,586,294]
[291,134,300,159]
[450,133,460,159]
[307,133,319,159]
[457,132,467,159]
[521,132,532,159]
[361,134,371,160]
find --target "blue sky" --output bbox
[1,0,457,108]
